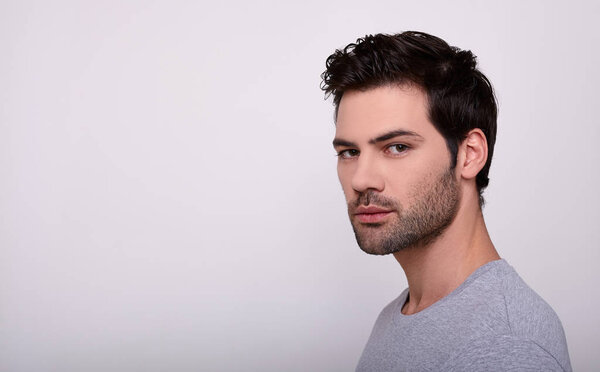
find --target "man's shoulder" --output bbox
[439,334,569,371]
[497,263,564,335]
[465,259,572,371]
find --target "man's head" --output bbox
[321,32,497,255]
[321,31,497,205]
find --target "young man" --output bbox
[321,32,571,371]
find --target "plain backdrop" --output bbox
[1,0,599,371]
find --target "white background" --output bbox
[1,1,598,371]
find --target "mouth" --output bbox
[353,206,394,224]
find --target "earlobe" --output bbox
[460,129,488,181]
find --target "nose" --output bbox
[351,154,385,194]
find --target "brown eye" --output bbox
[338,149,359,159]
[386,144,408,155]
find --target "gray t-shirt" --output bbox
[356,259,571,371]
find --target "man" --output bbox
[321,32,571,371]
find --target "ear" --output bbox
[458,129,488,181]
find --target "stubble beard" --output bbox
[348,167,460,255]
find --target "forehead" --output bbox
[335,85,438,141]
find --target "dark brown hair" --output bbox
[321,31,497,205]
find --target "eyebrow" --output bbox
[369,129,424,144]
[332,138,357,148]
[332,129,424,148]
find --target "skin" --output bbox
[333,85,500,315]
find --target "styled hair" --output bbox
[320,31,497,206]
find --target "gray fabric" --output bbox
[356,259,571,371]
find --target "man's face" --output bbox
[333,85,461,255]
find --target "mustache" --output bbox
[351,190,398,209]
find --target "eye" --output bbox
[385,144,409,155]
[337,149,359,159]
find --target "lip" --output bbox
[355,206,392,214]
[353,206,394,223]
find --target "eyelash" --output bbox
[336,144,410,159]
[336,149,359,159]
[385,143,410,155]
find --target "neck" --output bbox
[393,200,499,315]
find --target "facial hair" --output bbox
[348,167,460,255]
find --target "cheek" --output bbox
[384,163,428,202]
[385,173,409,200]
[404,170,442,205]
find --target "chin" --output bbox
[359,246,395,256]
[354,230,406,256]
